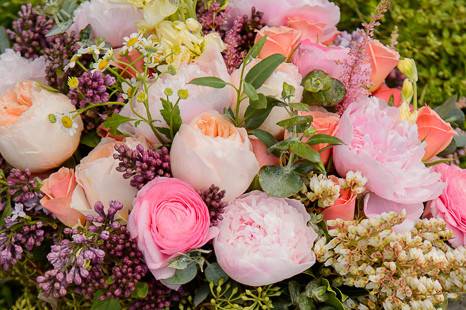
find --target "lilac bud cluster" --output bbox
[7,4,54,59]
[114,144,171,190]
[6,168,43,207]
[129,280,185,310]
[197,1,228,36]
[199,185,227,226]
[0,233,23,271]
[334,30,366,49]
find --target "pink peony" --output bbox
[429,164,466,247]
[292,40,349,80]
[128,178,217,280]
[214,191,317,286]
[333,97,444,214]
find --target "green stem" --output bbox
[72,101,125,118]
[413,82,418,111]
[234,61,248,126]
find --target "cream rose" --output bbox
[0,81,82,172]
[170,111,260,201]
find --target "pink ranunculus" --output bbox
[69,0,143,47]
[333,97,444,209]
[416,106,456,161]
[322,177,356,221]
[366,40,400,92]
[40,168,84,227]
[255,26,302,59]
[214,191,317,286]
[373,84,402,107]
[429,164,466,247]
[292,40,350,80]
[128,178,217,280]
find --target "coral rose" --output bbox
[305,109,340,165]
[255,26,301,59]
[366,40,400,91]
[416,106,456,161]
[214,191,318,286]
[250,137,280,168]
[170,111,259,202]
[322,177,356,221]
[40,168,84,227]
[128,178,217,280]
[333,97,444,209]
[0,81,82,172]
[429,164,466,247]
[373,84,402,107]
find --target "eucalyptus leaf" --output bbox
[289,281,301,305]
[244,97,280,130]
[205,263,229,284]
[302,70,346,107]
[259,166,303,197]
[289,102,310,111]
[190,77,227,88]
[162,262,197,285]
[245,54,285,89]
[434,95,464,126]
[297,294,315,310]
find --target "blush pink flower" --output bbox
[255,26,301,59]
[429,164,466,247]
[214,191,317,286]
[333,97,444,211]
[128,178,217,280]
[366,40,400,91]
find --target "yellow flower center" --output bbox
[127,37,139,47]
[98,59,109,71]
[61,116,74,129]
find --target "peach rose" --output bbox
[40,168,84,227]
[70,137,142,220]
[250,137,280,168]
[417,106,456,161]
[255,26,302,59]
[321,177,356,221]
[113,49,145,78]
[366,40,400,91]
[170,111,260,201]
[0,81,82,172]
[373,84,402,107]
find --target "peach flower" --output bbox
[40,168,84,227]
[0,81,82,172]
[417,106,456,161]
[255,26,301,59]
[250,137,280,168]
[366,40,400,91]
[170,111,259,201]
[305,109,340,165]
[373,84,402,107]
[321,177,356,221]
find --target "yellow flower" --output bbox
[67,77,79,89]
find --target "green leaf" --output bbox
[80,131,101,148]
[289,102,310,112]
[245,54,286,89]
[276,116,312,130]
[162,262,197,286]
[132,282,149,299]
[244,97,280,130]
[297,294,315,310]
[0,27,10,53]
[194,284,210,307]
[259,166,303,197]
[454,131,466,148]
[46,19,73,37]
[103,114,133,135]
[289,281,301,305]
[246,35,267,60]
[269,138,298,153]
[244,82,259,101]
[205,263,229,284]
[290,142,321,163]
[160,98,182,139]
[250,93,268,109]
[250,129,278,148]
[91,298,121,310]
[302,70,346,107]
[189,77,227,88]
[434,95,464,126]
[306,134,343,146]
[282,82,296,100]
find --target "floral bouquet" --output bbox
[1,0,465,309]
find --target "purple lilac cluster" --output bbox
[129,280,185,310]
[223,7,266,72]
[7,4,54,59]
[197,1,228,36]
[199,185,227,226]
[7,168,43,206]
[333,30,366,49]
[114,144,171,190]
[0,233,23,271]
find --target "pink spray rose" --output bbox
[255,26,302,59]
[429,164,466,247]
[366,40,400,91]
[214,191,318,286]
[128,178,217,280]
[322,177,356,222]
[333,97,444,218]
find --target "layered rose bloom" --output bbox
[170,111,259,201]
[70,0,142,47]
[255,26,301,59]
[322,177,356,222]
[119,40,234,144]
[0,81,82,172]
[214,191,317,286]
[366,40,400,91]
[429,164,466,247]
[333,97,444,218]
[128,178,217,280]
[373,84,402,107]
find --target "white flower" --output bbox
[122,33,144,53]
[307,174,340,208]
[10,203,27,222]
[56,113,80,136]
[344,170,368,194]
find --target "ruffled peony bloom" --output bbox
[366,40,400,91]
[232,61,303,137]
[416,106,456,161]
[254,26,301,59]
[373,83,402,107]
[292,41,349,80]
[333,97,444,209]
[128,177,217,280]
[228,0,339,43]
[214,191,317,286]
[69,0,143,47]
[70,137,141,220]
[119,40,234,144]
[40,168,84,227]
[429,164,466,247]
[0,49,46,95]
[170,111,259,202]
[0,81,82,172]
[322,176,356,221]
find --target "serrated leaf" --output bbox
[290,142,321,163]
[162,262,197,286]
[103,114,133,135]
[91,298,121,310]
[189,77,227,88]
[245,54,285,89]
[259,166,303,197]
[306,134,343,146]
[250,129,277,147]
[205,263,229,284]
